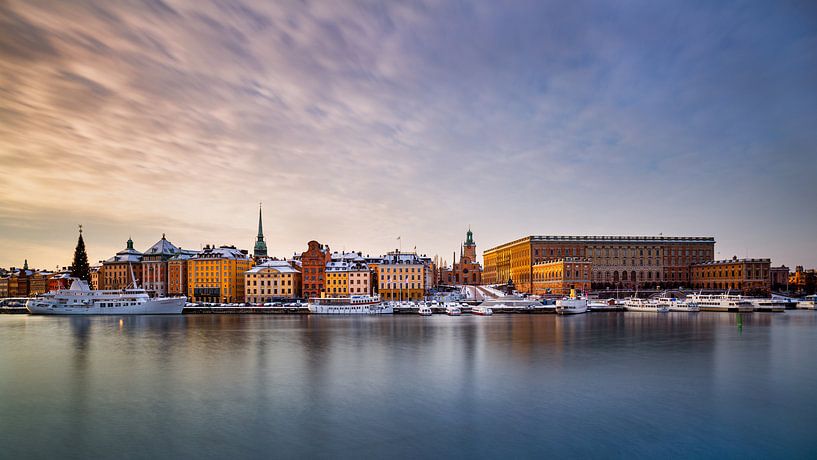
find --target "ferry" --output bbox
[797,295,817,310]
[556,290,588,315]
[26,279,185,315]
[308,295,391,314]
[418,303,433,316]
[471,305,493,316]
[685,293,753,313]
[657,296,700,312]
[624,298,669,313]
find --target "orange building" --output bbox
[187,245,253,303]
[532,258,592,296]
[690,257,771,294]
[101,238,143,290]
[168,251,197,297]
[484,235,715,293]
[788,266,816,294]
[28,272,50,295]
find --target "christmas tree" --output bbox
[71,225,91,282]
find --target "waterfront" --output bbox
[2,313,817,459]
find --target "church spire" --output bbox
[253,203,268,258]
[257,203,264,240]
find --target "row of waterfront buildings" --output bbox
[481,235,803,295]
[1,209,814,301]
[0,209,485,303]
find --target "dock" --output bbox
[183,305,310,314]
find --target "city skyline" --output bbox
[2,1,816,269]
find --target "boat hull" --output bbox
[625,306,669,313]
[307,303,393,314]
[26,297,185,315]
[555,306,588,315]
[668,306,700,312]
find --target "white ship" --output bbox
[747,298,786,312]
[555,289,588,315]
[445,303,462,316]
[471,305,493,316]
[797,295,817,310]
[624,298,669,313]
[657,296,700,312]
[685,293,753,313]
[418,303,433,316]
[307,295,392,314]
[26,279,185,315]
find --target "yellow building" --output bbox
[484,235,715,293]
[691,257,771,294]
[531,258,592,296]
[244,260,301,303]
[325,261,350,297]
[188,245,253,303]
[378,251,427,301]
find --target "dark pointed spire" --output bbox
[257,203,264,240]
[253,203,268,258]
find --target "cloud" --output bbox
[0,0,816,269]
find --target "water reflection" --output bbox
[1,312,816,458]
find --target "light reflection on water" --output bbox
[1,312,816,459]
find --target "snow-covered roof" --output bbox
[105,250,142,264]
[143,235,179,256]
[381,251,423,265]
[170,249,199,261]
[330,252,365,262]
[247,260,299,274]
[193,246,250,260]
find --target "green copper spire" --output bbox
[253,203,268,258]
[465,227,474,246]
[126,237,134,250]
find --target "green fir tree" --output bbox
[71,226,91,282]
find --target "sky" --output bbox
[0,0,816,270]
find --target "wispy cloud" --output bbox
[1,0,816,269]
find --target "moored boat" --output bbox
[471,305,493,316]
[797,295,817,310]
[445,303,462,316]
[307,295,391,314]
[657,296,700,312]
[556,288,588,315]
[26,279,185,315]
[685,293,753,313]
[418,303,433,316]
[624,297,669,313]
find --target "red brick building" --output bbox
[300,240,331,299]
[451,228,482,285]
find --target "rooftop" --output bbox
[485,235,716,253]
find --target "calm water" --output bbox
[1,312,816,459]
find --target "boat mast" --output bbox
[128,262,138,289]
